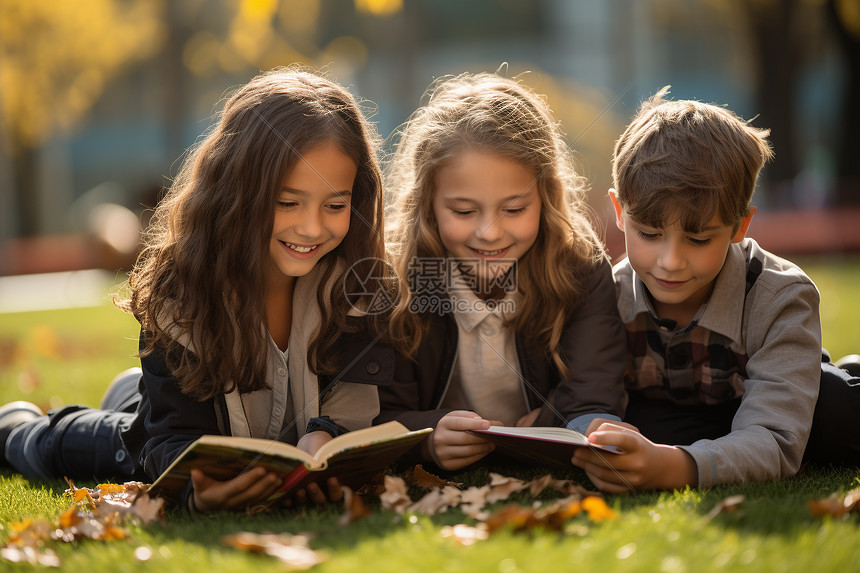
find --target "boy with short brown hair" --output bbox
[572,88,860,492]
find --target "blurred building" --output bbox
[0,0,853,272]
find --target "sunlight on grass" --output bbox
[0,305,139,409]
[797,257,860,361]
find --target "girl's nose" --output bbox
[296,209,323,239]
[476,215,504,243]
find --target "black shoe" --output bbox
[835,354,860,378]
[0,401,43,464]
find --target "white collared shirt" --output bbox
[439,268,527,425]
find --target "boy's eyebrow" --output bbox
[629,218,724,232]
[280,187,352,199]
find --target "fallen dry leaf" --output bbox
[1,480,163,567]
[538,495,583,531]
[64,481,164,524]
[484,505,540,533]
[221,532,326,570]
[808,495,848,518]
[131,493,166,525]
[355,473,387,496]
[457,485,491,519]
[58,505,82,529]
[843,487,860,512]
[370,469,613,538]
[484,495,588,534]
[526,475,592,498]
[807,487,860,519]
[704,494,746,522]
[407,485,462,515]
[528,474,567,497]
[97,483,127,494]
[484,473,528,504]
[338,487,372,526]
[379,476,411,513]
[408,465,463,490]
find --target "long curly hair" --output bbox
[117,67,386,400]
[386,72,604,376]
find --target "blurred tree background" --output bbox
[0,0,163,237]
[0,0,858,266]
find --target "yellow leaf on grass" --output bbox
[97,484,127,494]
[58,506,81,529]
[581,496,616,522]
[10,519,33,533]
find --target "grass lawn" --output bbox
[0,258,858,571]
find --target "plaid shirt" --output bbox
[614,238,822,486]
[619,260,763,406]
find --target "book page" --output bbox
[194,435,315,464]
[289,425,432,492]
[477,426,590,445]
[312,420,412,462]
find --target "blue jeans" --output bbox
[5,368,145,481]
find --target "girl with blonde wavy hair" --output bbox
[1,67,394,511]
[376,71,627,470]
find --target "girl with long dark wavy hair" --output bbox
[1,67,393,512]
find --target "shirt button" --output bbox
[668,348,691,369]
[480,323,497,336]
[365,361,381,375]
[115,449,127,463]
[277,367,286,376]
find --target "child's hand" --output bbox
[280,432,342,507]
[515,407,541,427]
[427,410,498,470]
[584,417,640,435]
[189,466,282,512]
[285,477,343,507]
[570,422,698,493]
[297,430,334,455]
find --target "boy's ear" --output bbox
[731,206,757,243]
[608,189,625,232]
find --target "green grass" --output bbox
[796,256,860,361]
[0,259,859,571]
[0,304,140,409]
[0,468,858,572]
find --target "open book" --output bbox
[148,421,432,505]
[468,426,620,469]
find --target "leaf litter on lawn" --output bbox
[0,479,164,567]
